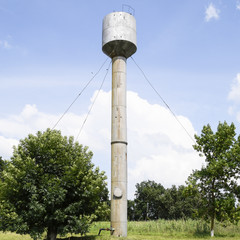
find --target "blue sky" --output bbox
[1,0,240,198]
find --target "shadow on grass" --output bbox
[192,221,210,238]
[57,236,97,240]
[193,232,210,238]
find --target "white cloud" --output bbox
[237,1,240,10]
[0,136,18,160]
[228,106,234,116]
[0,90,203,199]
[237,112,240,122]
[228,74,240,103]
[127,91,202,198]
[129,149,201,192]
[228,74,240,123]
[205,3,220,22]
[0,40,12,49]
[0,104,56,139]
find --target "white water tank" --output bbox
[102,11,137,58]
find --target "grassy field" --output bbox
[1,220,240,239]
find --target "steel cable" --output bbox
[51,57,109,130]
[75,60,112,141]
[131,56,196,144]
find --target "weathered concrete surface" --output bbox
[111,56,127,237]
[102,11,137,237]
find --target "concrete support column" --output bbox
[111,56,127,237]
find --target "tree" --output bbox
[163,185,200,220]
[0,156,5,173]
[133,181,200,221]
[0,129,109,240]
[0,156,6,179]
[127,200,136,221]
[134,180,166,220]
[186,122,240,237]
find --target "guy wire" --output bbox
[51,57,109,130]
[75,60,112,141]
[131,56,196,144]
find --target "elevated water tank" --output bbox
[102,12,137,59]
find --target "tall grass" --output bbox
[1,220,240,239]
[128,219,209,236]
[91,219,240,238]
[0,231,32,240]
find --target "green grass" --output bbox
[1,220,240,239]
[88,220,240,239]
[0,231,32,240]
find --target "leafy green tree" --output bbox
[163,185,200,220]
[186,122,240,237]
[0,129,109,240]
[127,200,136,221]
[133,181,200,221]
[134,180,166,220]
[0,156,6,174]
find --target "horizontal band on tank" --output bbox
[111,141,128,145]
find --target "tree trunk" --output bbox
[210,216,214,237]
[210,179,215,237]
[47,225,57,240]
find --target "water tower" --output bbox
[102,10,137,237]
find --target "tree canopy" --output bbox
[0,156,6,181]
[0,156,5,173]
[129,180,198,221]
[0,129,109,240]
[134,180,165,220]
[186,121,240,237]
